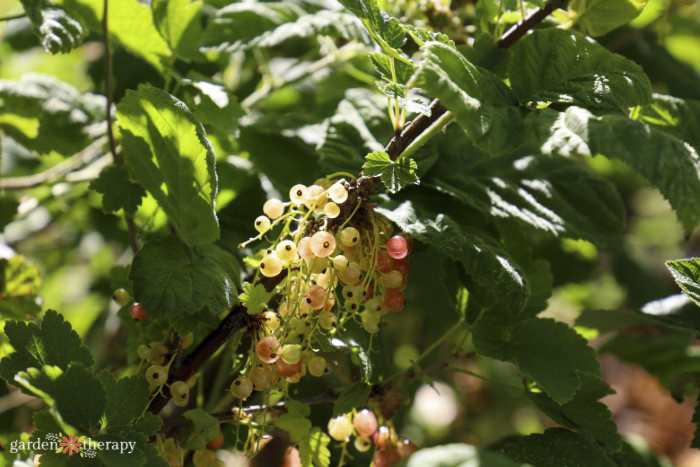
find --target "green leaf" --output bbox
[299,427,331,467]
[129,237,240,333]
[403,24,454,47]
[332,382,371,417]
[641,95,700,155]
[276,401,312,444]
[528,373,622,453]
[639,294,700,333]
[0,310,93,388]
[0,254,42,320]
[369,53,416,84]
[338,0,407,59]
[405,444,524,467]
[570,0,648,37]
[377,201,528,315]
[509,29,652,110]
[183,409,220,450]
[201,2,304,53]
[526,107,700,232]
[0,195,18,231]
[255,10,371,48]
[152,0,202,58]
[428,128,625,245]
[473,318,600,404]
[521,260,553,317]
[133,413,163,437]
[0,74,105,156]
[59,0,172,71]
[410,42,521,156]
[316,328,372,382]
[182,79,246,134]
[30,410,71,466]
[116,85,219,245]
[98,372,151,433]
[90,165,146,216]
[20,0,85,54]
[362,151,419,194]
[16,363,106,432]
[238,282,273,315]
[502,428,616,466]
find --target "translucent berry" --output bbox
[256,336,280,363]
[315,268,334,289]
[340,227,361,248]
[230,377,254,399]
[263,198,285,219]
[276,357,303,378]
[146,365,167,386]
[137,344,152,361]
[276,240,298,263]
[280,344,302,365]
[342,285,364,301]
[393,258,411,278]
[308,356,328,377]
[304,284,327,310]
[254,215,271,233]
[355,436,372,453]
[327,415,353,441]
[339,262,361,284]
[382,288,405,312]
[310,231,336,257]
[386,235,408,260]
[364,298,381,313]
[328,182,348,204]
[397,438,418,458]
[332,255,349,270]
[319,312,337,330]
[376,251,394,274]
[380,270,403,288]
[206,431,224,450]
[173,393,189,407]
[354,409,378,437]
[130,303,147,320]
[262,311,281,332]
[260,253,283,278]
[372,447,401,467]
[324,202,340,218]
[171,381,190,406]
[297,237,314,260]
[278,302,290,317]
[304,184,327,209]
[250,366,273,391]
[361,310,380,334]
[113,288,131,306]
[373,426,395,449]
[289,184,307,205]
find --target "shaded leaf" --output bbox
[90,165,146,216]
[570,0,648,37]
[20,0,85,54]
[333,382,371,417]
[183,409,220,450]
[152,0,202,58]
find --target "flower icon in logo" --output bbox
[58,434,82,456]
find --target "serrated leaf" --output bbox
[0,254,41,320]
[405,444,524,467]
[369,53,416,84]
[98,371,151,433]
[30,411,71,466]
[238,282,273,315]
[0,74,105,156]
[410,41,521,156]
[201,2,305,53]
[0,310,93,389]
[133,413,163,437]
[90,165,146,216]
[640,94,700,153]
[299,427,331,467]
[20,1,85,54]
[152,0,202,58]
[528,373,622,453]
[499,428,616,467]
[377,201,528,315]
[316,328,372,382]
[276,406,312,444]
[183,409,220,450]
[116,85,219,245]
[333,382,371,417]
[255,10,371,48]
[509,29,651,110]
[403,24,454,47]
[570,0,648,37]
[473,317,600,404]
[428,128,625,245]
[526,107,700,232]
[60,0,172,71]
[129,237,239,332]
[182,79,245,134]
[363,151,418,193]
[639,294,700,333]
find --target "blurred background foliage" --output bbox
[1,0,700,465]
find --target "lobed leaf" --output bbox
[182,409,220,450]
[90,165,146,216]
[20,0,85,54]
[363,151,419,194]
[332,382,371,417]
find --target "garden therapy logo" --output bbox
[10,433,137,457]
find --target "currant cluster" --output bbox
[138,334,195,407]
[327,409,417,466]
[231,176,413,398]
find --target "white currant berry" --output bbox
[260,253,283,278]
[276,240,298,263]
[319,312,337,330]
[380,270,403,288]
[137,344,152,361]
[304,184,327,209]
[113,288,131,306]
[146,365,167,386]
[250,366,273,390]
[365,298,381,313]
[278,302,290,317]
[324,202,340,218]
[230,377,254,399]
[342,285,364,301]
[332,255,349,270]
[328,182,348,204]
[297,237,314,260]
[328,415,353,441]
[304,284,327,310]
[254,215,271,233]
[173,393,189,407]
[308,356,327,377]
[263,198,285,219]
[339,262,361,284]
[289,184,308,205]
[306,257,327,274]
[340,227,361,247]
[310,231,336,257]
[361,310,380,333]
[280,344,302,365]
[354,436,372,453]
[262,311,280,331]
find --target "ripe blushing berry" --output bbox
[354,409,378,437]
[310,231,336,257]
[382,288,405,312]
[130,302,147,320]
[386,235,408,260]
[276,357,302,378]
[256,336,280,363]
[263,198,285,219]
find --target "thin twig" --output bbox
[0,13,26,22]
